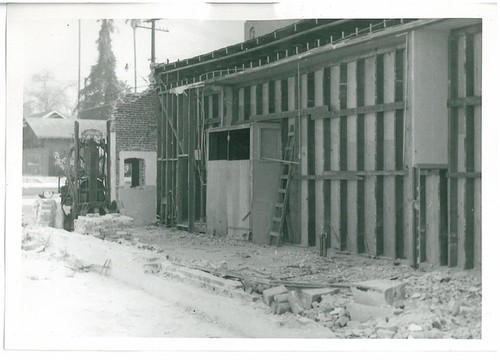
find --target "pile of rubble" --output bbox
[74,214,134,242]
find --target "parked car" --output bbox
[22,176,65,197]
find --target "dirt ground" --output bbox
[8,248,240,342]
[128,225,482,339]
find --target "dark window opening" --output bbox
[232,88,240,123]
[323,67,331,107]
[124,158,143,188]
[340,63,348,109]
[209,128,250,161]
[229,128,250,160]
[256,84,263,115]
[281,79,289,111]
[208,131,228,160]
[269,80,275,113]
[212,93,220,118]
[244,86,251,120]
[307,72,315,108]
[203,95,210,119]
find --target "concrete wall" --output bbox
[117,150,157,225]
[410,29,449,166]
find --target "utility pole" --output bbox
[151,19,156,64]
[136,19,168,64]
[77,19,81,115]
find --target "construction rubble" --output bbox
[127,225,482,339]
[21,221,482,339]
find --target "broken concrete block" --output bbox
[270,301,278,314]
[335,316,349,327]
[262,285,288,306]
[287,290,305,315]
[347,302,396,322]
[274,293,290,303]
[300,288,339,309]
[351,279,406,307]
[275,302,292,315]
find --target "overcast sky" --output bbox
[22,18,244,111]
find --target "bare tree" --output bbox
[23,70,74,116]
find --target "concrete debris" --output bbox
[449,300,462,316]
[275,302,292,315]
[21,224,480,339]
[287,290,305,314]
[408,323,423,332]
[351,279,406,307]
[274,293,290,303]
[335,315,349,328]
[262,285,288,306]
[74,214,134,242]
[300,288,341,309]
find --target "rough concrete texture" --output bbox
[347,302,396,322]
[40,228,334,338]
[351,279,406,307]
[74,214,134,241]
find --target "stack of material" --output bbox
[263,286,340,315]
[74,214,134,242]
[33,198,57,228]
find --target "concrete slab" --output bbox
[347,302,396,322]
[351,279,406,307]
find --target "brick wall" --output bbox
[111,89,159,192]
[111,89,159,152]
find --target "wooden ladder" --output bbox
[269,127,296,246]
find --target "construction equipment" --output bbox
[59,121,112,231]
[269,124,296,246]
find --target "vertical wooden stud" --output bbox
[263,82,269,115]
[250,84,257,117]
[473,32,482,269]
[456,34,467,268]
[239,87,245,123]
[314,69,324,248]
[347,61,358,253]
[364,56,377,255]
[301,73,309,247]
[330,65,341,250]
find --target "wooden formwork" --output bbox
[153,19,481,269]
[157,87,209,230]
[290,47,409,259]
[448,25,482,269]
[224,42,412,259]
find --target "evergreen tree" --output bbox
[78,19,125,119]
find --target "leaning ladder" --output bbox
[269,126,296,246]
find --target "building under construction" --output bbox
[151,18,482,270]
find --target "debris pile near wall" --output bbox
[74,214,134,242]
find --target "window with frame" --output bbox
[208,128,250,161]
[124,158,145,187]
